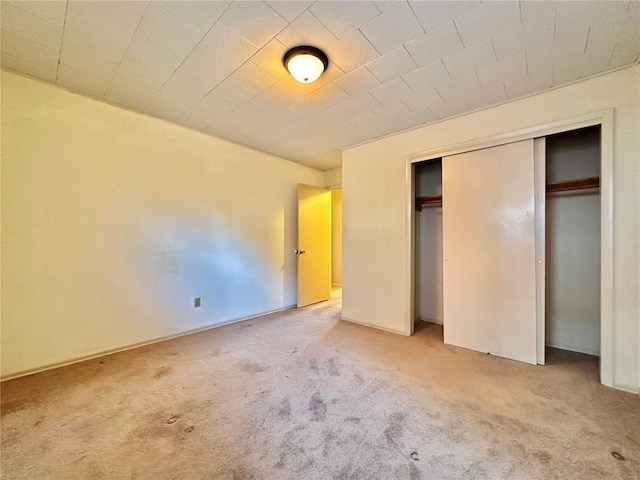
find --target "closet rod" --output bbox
[415,195,442,211]
[415,176,599,209]
[546,177,600,193]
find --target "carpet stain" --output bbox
[327,358,341,376]
[334,462,355,480]
[409,462,421,480]
[384,412,407,447]
[237,359,268,373]
[533,450,553,466]
[309,392,327,422]
[611,451,625,461]
[274,454,286,469]
[322,430,338,457]
[152,366,173,379]
[410,451,419,461]
[309,359,320,374]
[425,410,441,420]
[477,418,496,431]
[275,426,308,469]
[183,426,194,433]
[345,417,360,424]
[490,412,530,434]
[166,416,179,425]
[276,398,291,421]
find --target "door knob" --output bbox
[294,249,306,255]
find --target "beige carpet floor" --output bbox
[1,290,639,479]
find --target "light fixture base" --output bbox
[283,46,329,83]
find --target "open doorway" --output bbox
[296,184,342,307]
[331,188,342,293]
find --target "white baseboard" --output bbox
[340,316,404,335]
[418,316,443,325]
[1,305,296,382]
[546,341,600,357]
[613,382,639,395]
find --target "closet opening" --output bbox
[406,111,613,386]
[543,126,601,371]
[411,127,603,369]
[413,158,443,338]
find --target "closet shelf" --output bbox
[416,195,442,211]
[415,177,599,209]
[546,177,600,193]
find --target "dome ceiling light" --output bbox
[283,46,328,84]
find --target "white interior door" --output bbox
[442,140,537,365]
[297,184,331,307]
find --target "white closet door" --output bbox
[442,139,537,365]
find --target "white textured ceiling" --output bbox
[2,1,639,169]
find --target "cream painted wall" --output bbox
[342,65,640,392]
[324,167,342,189]
[0,71,324,378]
[331,189,342,285]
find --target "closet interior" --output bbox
[544,126,601,359]
[413,125,602,368]
[414,159,443,328]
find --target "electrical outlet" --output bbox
[194,297,201,308]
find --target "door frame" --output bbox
[404,109,614,387]
[297,184,332,307]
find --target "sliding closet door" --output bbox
[442,140,537,365]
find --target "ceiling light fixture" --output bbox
[283,46,328,84]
